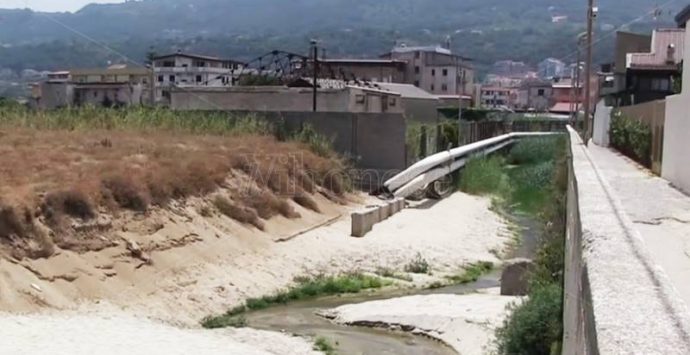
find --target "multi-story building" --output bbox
[152,52,245,102]
[479,86,514,108]
[31,65,151,109]
[381,45,475,97]
[538,58,566,79]
[317,59,407,83]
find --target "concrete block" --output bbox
[351,207,379,238]
[500,258,534,296]
[379,203,391,220]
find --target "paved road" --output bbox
[589,144,690,307]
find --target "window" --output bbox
[415,51,421,59]
[169,75,176,83]
[651,78,670,91]
[431,69,436,76]
[414,80,420,87]
[194,61,207,67]
[355,94,366,104]
[538,89,545,96]
[430,84,435,91]
[162,61,175,67]
[158,75,164,82]
[415,66,420,74]
[443,69,448,76]
[196,75,203,83]
[389,97,397,107]
[441,84,448,92]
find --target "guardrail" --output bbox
[384,132,559,198]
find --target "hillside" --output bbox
[0,0,681,74]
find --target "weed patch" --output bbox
[404,253,430,274]
[202,274,389,328]
[313,336,338,355]
[446,261,494,284]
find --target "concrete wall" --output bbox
[619,99,666,175]
[169,86,403,114]
[663,19,690,193]
[592,99,612,147]
[563,127,690,354]
[247,111,407,173]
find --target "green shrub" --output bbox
[509,137,562,165]
[609,110,652,167]
[460,156,510,196]
[313,336,337,355]
[495,284,563,355]
[404,253,431,274]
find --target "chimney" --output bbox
[667,44,676,64]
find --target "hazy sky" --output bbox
[0,0,124,12]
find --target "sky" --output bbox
[0,0,124,12]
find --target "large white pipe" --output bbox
[385,132,560,195]
[392,139,515,198]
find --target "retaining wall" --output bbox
[563,127,690,354]
[351,199,405,238]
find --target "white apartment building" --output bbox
[152,52,245,102]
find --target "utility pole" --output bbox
[311,39,318,112]
[457,69,466,147]
[583,0,597,144]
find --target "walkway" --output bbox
[588,144,690,307]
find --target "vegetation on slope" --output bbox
[0,106,348,259]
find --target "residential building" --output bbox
[381,45,475,98]
[538,58,566,79]
[600,29,684,106]
[318,59,407,83]
[480,86,514,108]
[31,65,151,109]
[517,79,553,111]
[622,28,685,105]
[152,52,245,102]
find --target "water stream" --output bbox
[241,208,541,354]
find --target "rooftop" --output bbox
[153,52,245,65]
[376,82,438,100]
[70,66,150,76]
[391,45,453,55]
[320,58,405,65]
[627,28,685,70]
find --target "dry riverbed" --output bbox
[1,192,513,354]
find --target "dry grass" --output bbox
[0,121,348,258]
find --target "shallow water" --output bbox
[244,273,501,355]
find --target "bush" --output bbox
[404,253,431,274]
[460,156,510,196]
[609,110,652,167]
[42,190,96,221]
[509,137,562,165]
[495,284,563,355]
[102,175,150,212]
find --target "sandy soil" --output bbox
[0,191,510,353]
[321,288,520,355]
[0,308,319,355]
